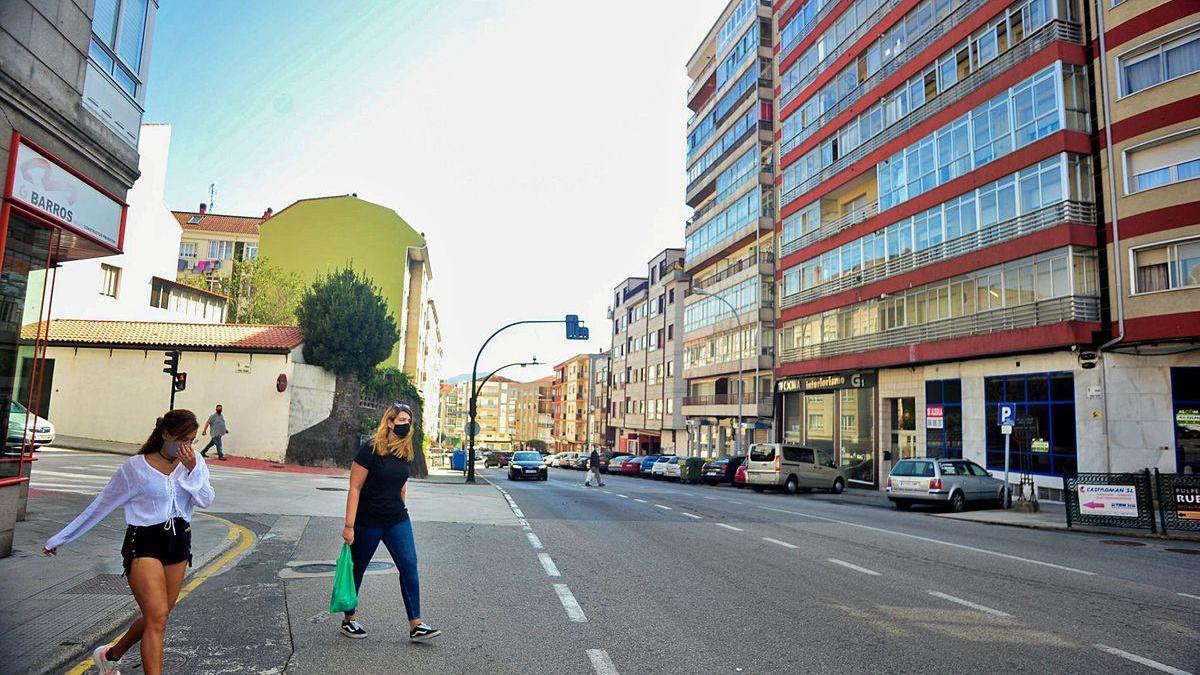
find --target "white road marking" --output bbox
[681,512,702,519]
[587,648,619,675]
[927,590,1009,616]
[634,498,647,503]
[716,523,744,532]
[526,533,543,549]
[828,558,882,577]
[538,553,561,577]
[1093,644,1194,675]
[554,584,588,622]
[654,504,672,510]
[763,537,798,549]
[754,505,1095,575]
[617,494,629,499]
[600,490,612,494]
[726,499,742,504]
[30,470,110,482]
[29,484,98,495]
[512,509,525,518]
[1178,592,1200,600]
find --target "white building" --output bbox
[417,299,443,443]
[24,124,226,324]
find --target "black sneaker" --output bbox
[341,619,367,639]
[409,623,441,643]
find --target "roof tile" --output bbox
[173,211,264,236]
[23,320,303,352]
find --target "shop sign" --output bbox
[1176,409,1200,426]
[925,405,944,429]
[1077,484,1139,518]
[777,370,876,393]
[1175,486,1200,521]
[9,139,123,248]
[1031,438,1049,453]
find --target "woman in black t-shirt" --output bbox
[339,403,441,642]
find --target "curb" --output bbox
[927,512,1200,542]
[55,512,257,675]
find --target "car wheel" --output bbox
[831,477,845,495]
[893,500,911,511]
[785,476,799,494]
[949,490,965,513]
[997,488,1008,508]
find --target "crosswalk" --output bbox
[27,447,330,496]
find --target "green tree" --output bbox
[525,439,548,452]
[226,257,305,324]
[296,266,398,379]
[363,367,423,407]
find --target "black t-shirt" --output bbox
[353,446,411,527]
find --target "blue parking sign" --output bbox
[998,404,1016,426]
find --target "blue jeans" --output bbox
[201,435,223,458]
[346,519,420,621]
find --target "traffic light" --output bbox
[163,350,179,376]
[174,372,187,392]
[565,314,589,340]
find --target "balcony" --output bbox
[693,251,776,290]
[684,346,776,381]
[687,121,774,208]
[682,393,774,419]
[683,393,772,406]
[779,296,1100,364]
[779,0,895,108]
[781,200,878,258]
[780,201,1096,309]
[780,20,1084,208]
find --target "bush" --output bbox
[296,266,398,379]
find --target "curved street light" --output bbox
[468,357,539,466]
[690,287,743,458]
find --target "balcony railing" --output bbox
[779,296,1100,363]
[683,393,774,407]
[780,20,1083,208]
[780,200,879,258]
[780,200,1096,309]
[693,251,776,290]
[780,0,895,108]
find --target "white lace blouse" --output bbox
[45,454,215,551]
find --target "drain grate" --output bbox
[62,574,130,595]
[317,487,347,492]
[291,560,394,575]
[1100,540,1146,547]
[1165,548,1200,555]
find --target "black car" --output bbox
[484,451,510,468]
[508,451,548,481]
[702,455,746,485]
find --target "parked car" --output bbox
[5,401,55,449]
[508,451,548,481]
[483,451,510,468]
[701,456,745,486]
[886,458,1005,512]
[605,455,631,474]
[662,456,682,481]
[572,453,590,470]
[555,452,577,468]
[637,454,665,477]
[734,462,748,488]
[744,443,845,494]
[650,456,673,479]
[599,451,625,473]
[619,456,643,476]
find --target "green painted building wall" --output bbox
[258,195,425,367]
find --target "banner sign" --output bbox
[926,405,944,429]
[777,370,876,393]
[1077,484,1139,518]
[1176,486,1200,521]
[8,138,123,249]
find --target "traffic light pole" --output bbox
[467,318,585,483]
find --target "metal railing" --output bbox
[693,251,776,290]
[687,122,771,206]
[780,201,1096,309]
[780,200,879,258]
[779,296,1100,363]
[683,393,774,407]
[780,0,897,108]
[780,20,1083,208]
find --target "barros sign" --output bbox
[777,370,876,393]
[9,139,123,249]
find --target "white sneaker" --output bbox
[93,645,120,674]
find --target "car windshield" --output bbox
[749,445,776,462]
[9,401,28,416]
[513,452,541,462]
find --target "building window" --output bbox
[1172,367,1200,472]
[1125,130,1200,193]
[179,241,198,259]
[669,288,675,304]
[208,240,234,260]
[1119,28,1200,97]
[89,0,149,98]
[984,372,1076,477]
[925,379,963,459]
[99,264,121,298]
[1132,236,1200,293]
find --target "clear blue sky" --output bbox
[144,0,726,379]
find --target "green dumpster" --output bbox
[680,457,706,484]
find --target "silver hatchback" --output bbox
[885,458,1006,512]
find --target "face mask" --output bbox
[162,439,180,459]
[393,422,411,438]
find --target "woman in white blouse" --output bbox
[43,409,214,675]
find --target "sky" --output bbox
[144,0,727,381]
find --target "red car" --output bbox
[619,457,643,476]
[734,462,748,488]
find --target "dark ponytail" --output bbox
[138,409,199,455]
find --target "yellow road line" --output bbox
[64,512,256,674]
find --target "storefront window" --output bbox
[984,371,1076,476]
[782,392,803,443]
[804,392,835,453]
[839,388,875,483]
[1172,367,1200,473]
[925,379,962,458]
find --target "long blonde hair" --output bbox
[373,403,415,460]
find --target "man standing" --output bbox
[583,448,604,487]
[201,404,229,461]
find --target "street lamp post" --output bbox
[470,358,538,467]
[691,287,744,458]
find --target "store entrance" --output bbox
[889,397,918,460]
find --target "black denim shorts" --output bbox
[121,518,192,576]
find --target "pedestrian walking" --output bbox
[200,404,229,460]
[42,409,213,675]
[339,402,441,643]
[583,448,605,487]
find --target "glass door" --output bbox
[890,397,918,460]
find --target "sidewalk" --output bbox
[50,436,345,476]
[0,491,242,674]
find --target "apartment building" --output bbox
[767,0,1199,495]
[589,350,614,449]
[514,375,555,447]
[1090,0,1200,474]
[608,251,690,455]
[684,0,779,458]
[438,382,464,445]
[172,205,266,292]
[415,299,443,442]
[460,376,517,450]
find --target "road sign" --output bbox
[466,421,480,436]
[1001,424,1013,435]
[997,403,1015,426]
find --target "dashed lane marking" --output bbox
[587,648,620,675]
[681,512,702,519]
[927,590,1009,617]
[539,553,561,577]
[763,537,798,549]
[527,533,543,549]
[828,558,883,576]
[617,494,629,499]
[716,523,744,532]
[1093,644,1194,675]
[1178,592,1200,600]
[634,498,648,503]
[654,504,672,510]
[554,584,588,622]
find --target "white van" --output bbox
[744,443,846,494]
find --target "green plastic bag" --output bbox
[329,543,357,614]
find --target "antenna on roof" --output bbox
[208,183,216,212]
